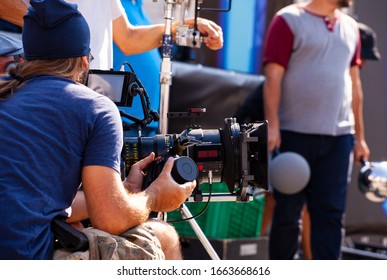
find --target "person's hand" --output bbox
[182,17,223,50]
[123,152,155,193]
[267,123,281,153]
[145,157,196,213]
[353,139,370,165]
[197,18,223,50]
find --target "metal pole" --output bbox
[179,203,221,260]
[158,0,175,134]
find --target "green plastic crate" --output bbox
[167,183,265,239]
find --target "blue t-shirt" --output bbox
[113,0,161,137]
[0,75,123,259]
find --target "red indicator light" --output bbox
[198,150,218,158]
[208,150,218,157]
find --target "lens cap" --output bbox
[172,156,199,184]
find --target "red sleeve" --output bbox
[351,30,362,67]
[263,15,294,68]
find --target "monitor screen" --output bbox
[87,73,125,103]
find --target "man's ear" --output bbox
[81,56,89,69]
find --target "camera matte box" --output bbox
[180,236,269,260]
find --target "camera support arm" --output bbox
[119,71,160,131]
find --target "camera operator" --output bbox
[0,0,196,260]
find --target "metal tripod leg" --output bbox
[179,203,220,260]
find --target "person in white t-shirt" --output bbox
[0,0,223,70]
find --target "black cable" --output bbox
[167,181,213,223]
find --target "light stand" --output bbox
[156,0,237,260]
[179,203,221,260]
[158,0,232,133]
[158,0,175,134]
[158,0,204,134]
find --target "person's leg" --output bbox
[307,134,354,259]
[54,224,166,260]
[260,192,275,236]
[269,189,305,259]
[269,131,310,259]
[300,205,312,259]
[146,220,183,260]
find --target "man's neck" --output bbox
[305,0,338,18]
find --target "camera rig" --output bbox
[86,66,269,203]
[86,0,267,260]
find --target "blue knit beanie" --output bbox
[22,0,90,60]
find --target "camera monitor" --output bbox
[86,69,136,107]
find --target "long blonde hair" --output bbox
[0,57,86,100]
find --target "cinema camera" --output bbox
[86,67,269,202]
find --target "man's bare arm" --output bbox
[350,65,370,163]
[263,62,286,152]
[112,15,223,56]
[80,156,195,236]
[0,0,28,27]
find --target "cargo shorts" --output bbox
[53,224,165,260]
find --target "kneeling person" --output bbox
[0,0,195,260]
